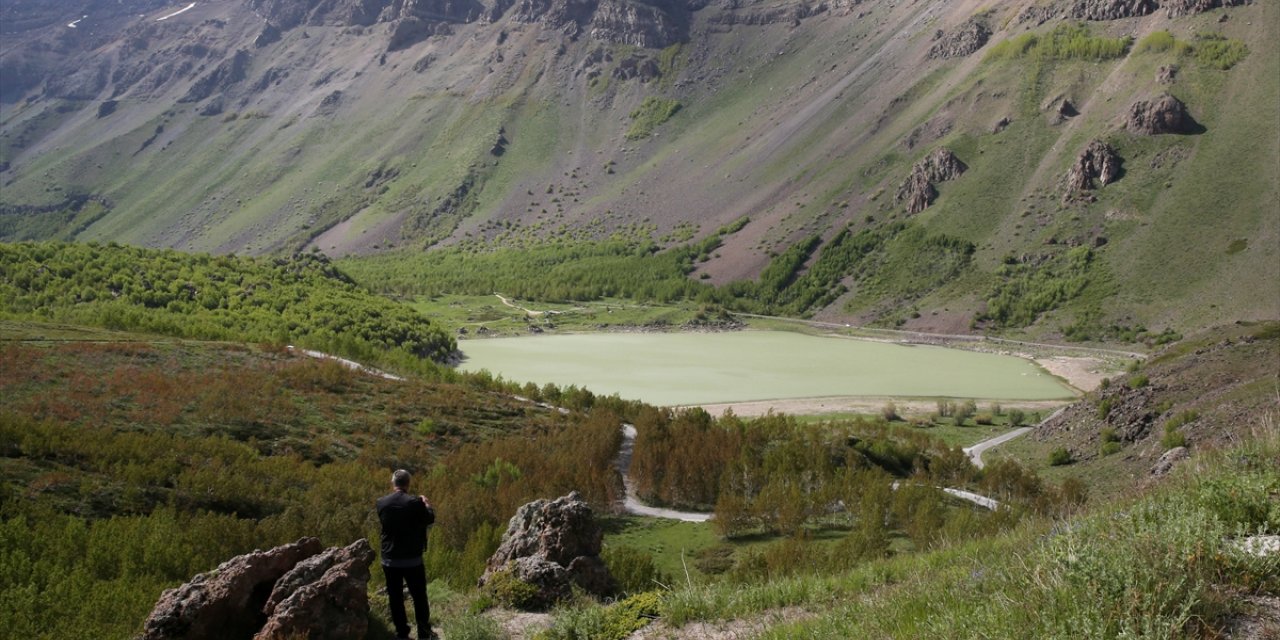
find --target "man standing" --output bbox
[377,469,436,640]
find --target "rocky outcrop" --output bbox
[1065,140,1122,192]
[1067,0,1158,20]
[1163,0,1252,17]
[1149,446,1189,476]
[179,49,250,104]
[1126,93,1199,135]
[706,1,829,27]
[511,0,684,48]
[139,538,375,640]
[589,0,684,48]
[478,491,616,609]
[256,540,376,640]
[139,538,324,640]
[896,148,967,214]
[1156,64,1178,84]
[927,18,992,59]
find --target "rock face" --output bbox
[1065,140,1122,192]
[1126,93,1199,135]
[896,148,967,214]
[256,539,377,640]
[1067,0,1158,20]
[139,538,375,640]
[1163,0,1252,17]
[139,538,324,640]
[479,491,616,609]
[927,18,992,59]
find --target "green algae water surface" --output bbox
[457,331,1075,406]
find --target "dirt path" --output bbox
[494,293,545,317]
[288,346,404,381]
[963,407,1066,469]
[615,425,713,522]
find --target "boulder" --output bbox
[479,491,616,608]
[1126,93,1200,135]
[1065,140,1122,192]
[255,539,376,640]
[927,18,992,59]
[139,538,324,640]
[1067,0,1158,20]
[1150,446,1189,477]
[895,148,967,214]
[1156,64,1178,84]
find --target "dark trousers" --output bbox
[384,563,431,638]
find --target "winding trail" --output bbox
[288,346,404,381]
[615,425,713,522]
[963,407,1065,469]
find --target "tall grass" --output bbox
[1132,30,1250,70]
[986,23,1132,62]
[580,423,1280,639]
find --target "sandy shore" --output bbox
[690,353,1120,418]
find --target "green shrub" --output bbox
[1195,34,1249,70]
[975,413,995,426]
[881,402,900,422]
[1127,374,1149,389]
[1095,396,1116,422]
[603,546,671,596]
[539,591,665,640]
[481,568,541,610]
[1135,30,1193,55]
[1007,409,1026,426]
[985,23,1132,62]
[626,97,682,140]
[1049,447,1073,466]
[1100,441,1122,456]
[1162,426,1188,450]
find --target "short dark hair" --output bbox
[392,469,411,488]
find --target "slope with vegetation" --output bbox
[0,0,1274,339]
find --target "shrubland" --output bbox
[0,242,456,368]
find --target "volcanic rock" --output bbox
[927,18,992,59]
[1126,93,1199,135]
[255,539,376,640]
[1065,140,1122,192]
[1149,446,1189,476]
[1156,64,1178,84]
[896,148,967,214]
[1164,0,1252,17]
[1067,0,1158,20]
[479,491,616,609]
[139,538,324,640]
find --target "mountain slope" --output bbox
[1,0,1276,336]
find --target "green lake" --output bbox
[457,331,1076,406]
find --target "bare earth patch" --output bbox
[629,607,812,640]
[486,610,554,640]
[1033,355,1114,393]
[693,396,1070,419]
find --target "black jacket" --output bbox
[376,490,435,566]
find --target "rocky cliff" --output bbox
[139,538,375,640]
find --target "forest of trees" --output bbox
[0,242,457,367]
[628,408,1086,544]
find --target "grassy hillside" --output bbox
[1,1,1275,339]
[0,241,456,368]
